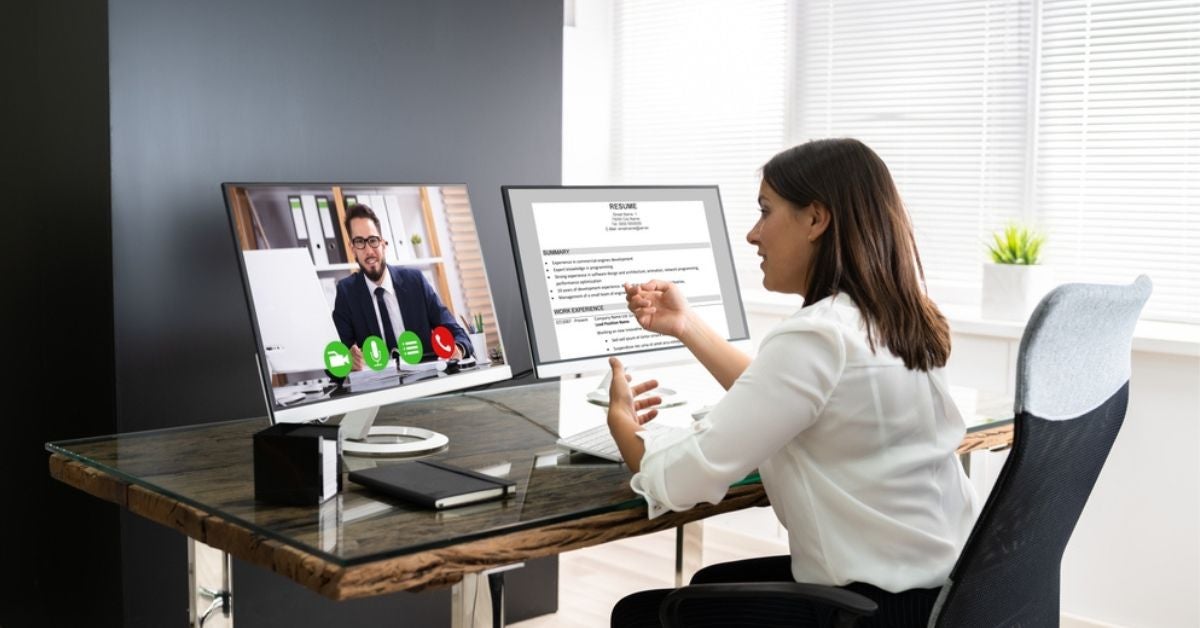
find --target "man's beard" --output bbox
[361,261,386,283]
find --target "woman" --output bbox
[607,139,980,627]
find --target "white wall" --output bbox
[1053,348,1198,627]
[562,0,613,184]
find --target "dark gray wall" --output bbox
[107,1,561,625]
[110,0,555,433]
[2,1,123,627]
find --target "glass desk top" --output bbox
[47,382,665,568]
[47,379,1012,599]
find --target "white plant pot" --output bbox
[981,263,1056,322]
[469,332,490,365]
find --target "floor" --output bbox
[511,522,788,627]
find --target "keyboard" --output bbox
[556,422,677,462]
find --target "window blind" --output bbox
[793,0,1034,305]
[442,186,498,353]
[610,0,789,298]
[602,0,1198,322]
[1036,0,1200,322]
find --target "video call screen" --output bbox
[223,183,505,413]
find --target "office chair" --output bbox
[651,276,1152,628]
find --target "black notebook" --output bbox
[348,460,516,509]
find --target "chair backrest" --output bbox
[930,275,1152,627]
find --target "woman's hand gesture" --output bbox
[625,279,690,339]
[607,357,661,428]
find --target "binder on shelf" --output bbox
[367,193,401,265]
[383,195,411,261]
[300,195,330,266]
[343,193,361,255]
[288,196,310,251]
[316,196,346,263]
[347,459,516,509]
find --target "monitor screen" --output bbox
[502,186,750,378]
[223,182,512,426]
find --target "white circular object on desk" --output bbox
[586,387,686,409]
[341,426,449,457]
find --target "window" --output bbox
[577,0,1199,322]
[607,0,789,297]
[442,186,498,353]
[794,0,1033,306]
[1035,0,1200,322]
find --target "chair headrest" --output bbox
[1014,275,1152,420]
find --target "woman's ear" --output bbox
[808,202,831,241]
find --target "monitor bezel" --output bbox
[223,181,512,425]
[501,184,751,379]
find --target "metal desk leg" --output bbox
[451,563,524,628]
[487,572,506,628]
[188,538,233,628]
[674,522,704,587]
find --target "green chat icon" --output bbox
[398,330,423,365]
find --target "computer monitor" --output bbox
[223,182,512,455]
[501,186,751,385]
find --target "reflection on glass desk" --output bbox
[46,379,1014,602]
[46,381,771,601]
[950,385,1015,432]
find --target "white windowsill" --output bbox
[744,299,1200,358]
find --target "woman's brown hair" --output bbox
[761,138,950,371]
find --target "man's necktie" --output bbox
[374,287,398,358]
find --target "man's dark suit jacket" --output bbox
[332,265,471,361]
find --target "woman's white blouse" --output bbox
[630,294,980,592]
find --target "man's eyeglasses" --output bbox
[350,236,384,249]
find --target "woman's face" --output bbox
[746,179,825,295]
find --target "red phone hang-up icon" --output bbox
[431,326,455,359]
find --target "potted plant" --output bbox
[981,223,1055,321]
[410,233,424,258]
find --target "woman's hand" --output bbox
[606,357,661,472]
[625,279,691,339]
[628,280,753,392]
[607,357,662,427]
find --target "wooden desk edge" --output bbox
[48,453,768,600]
[957,423,1014,455]
[48,453,129,508]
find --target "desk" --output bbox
[47,381,1013,626]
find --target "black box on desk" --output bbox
[253,423,342,506]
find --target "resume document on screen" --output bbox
[531,200,731,360]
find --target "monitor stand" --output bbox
[583,367,687,409]
[337,405,449,457]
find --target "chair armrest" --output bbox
[660,582,877,627]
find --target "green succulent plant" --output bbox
[987,223,1045,265]
[410,233,423,245]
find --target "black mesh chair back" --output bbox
[929,276,1152,627]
